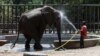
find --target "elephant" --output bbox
[11,6,62,51]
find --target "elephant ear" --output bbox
[41,6,55,14]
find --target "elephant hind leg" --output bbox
[24,34,32,51]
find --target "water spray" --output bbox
[54,11,79,50]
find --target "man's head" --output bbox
[82,21,86,25]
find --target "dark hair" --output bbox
[82,21,86,25]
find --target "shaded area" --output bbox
[0,34,100,52]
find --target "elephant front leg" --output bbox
[33,25,46,50]
[33,28,45,50]
[34,36,43,51]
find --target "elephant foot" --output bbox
[34,43,43,51]
[25,47,30,51]
[25,45,30,51]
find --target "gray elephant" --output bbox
[11,6,61,51]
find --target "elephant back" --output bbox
[22,8,42,19]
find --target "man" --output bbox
[80,21,87,48]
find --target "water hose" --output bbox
[55,30,79,50]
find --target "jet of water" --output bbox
[54,10,78,50]
[59,11,77,31]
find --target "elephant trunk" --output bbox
[57,25,61,46]
[54,18,62,47]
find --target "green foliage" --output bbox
[84,0,100,4]
[32,0,42,4]
[0,0,100,4]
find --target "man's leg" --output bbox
[80,36,84,48]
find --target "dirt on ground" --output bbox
[0,46,100,56]
[0,52,23,56]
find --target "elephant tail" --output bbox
[10,31,20,49]
[10,26,20,49]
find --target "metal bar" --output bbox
[89,6,91,32]
[0,4,100,34]
[23,5,26,12]
[78,6,80,30]
[19,5,22,16]
[85,6,87,28]
[93,6,95,33]
[0,5,2,23]
[98,7,100,33]
[0,4,88,6]
[11,5,14,34]
[14,6,18,32]
[7,5,10,33]
[73,6,76,33]
[2,5,5,34]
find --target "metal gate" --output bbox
[0,4,100,34]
